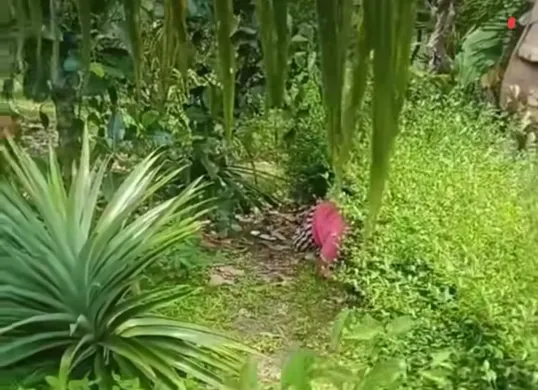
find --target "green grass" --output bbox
[139,82,538,390]
[336,83,538,389]
[144,243,349,387]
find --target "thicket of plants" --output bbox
[337,81,538,389]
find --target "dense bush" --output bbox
[237,73,331,204]
[337,81,538,389]
[280,76,332,203]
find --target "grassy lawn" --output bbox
[144,234,351,388]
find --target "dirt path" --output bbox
[150,206,351,387]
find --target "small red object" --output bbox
[508,16,517,30]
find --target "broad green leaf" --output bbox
[141,110,160,128]
[359,358,406,390]
[89,62,105,78]
[281,349,317,390]
[13,0,26,72]
[316,0,353,183]
[385,315,414,337]
[330,308,350,351]
[345,314,383,342]
[27,0,43,86]
[256,0,290,109]
[341,11,371,166]
[256,0,277,108]
[233,357,259,390]
[420,368,451,386]
[363,0,416,237]
[431,349,453,366]
[168,0,189,81]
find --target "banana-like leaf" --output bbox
[315,0,353,183]
[0,129,247,387]
[213,0,236,142]
[363,0,416,237]
[341,9,371,167]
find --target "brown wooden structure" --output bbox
[500,0,538,119]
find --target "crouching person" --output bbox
[292,200,347,278]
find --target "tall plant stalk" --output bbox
[6,0,418,237]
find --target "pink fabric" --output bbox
[311,201,347,263]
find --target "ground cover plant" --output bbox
[337,82,538,389]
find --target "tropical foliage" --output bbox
[455,0,528,87]
[3,0,417,232]
[0,132,247,388]
[3,0,538,389]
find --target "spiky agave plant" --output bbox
[0,132,248,389]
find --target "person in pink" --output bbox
[292,200,347,277]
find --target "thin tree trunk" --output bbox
[427,0,456,73]
[1,0,14,115]
[49,0,82,182]
[51,77,82,182]
[1,0,17,177]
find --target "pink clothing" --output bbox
[311,201,347,263]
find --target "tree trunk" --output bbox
[49,0,82,182]
[1,0,16,177]
[1,0,14,114]
[51,76,82,182]
[427,0,457,73]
